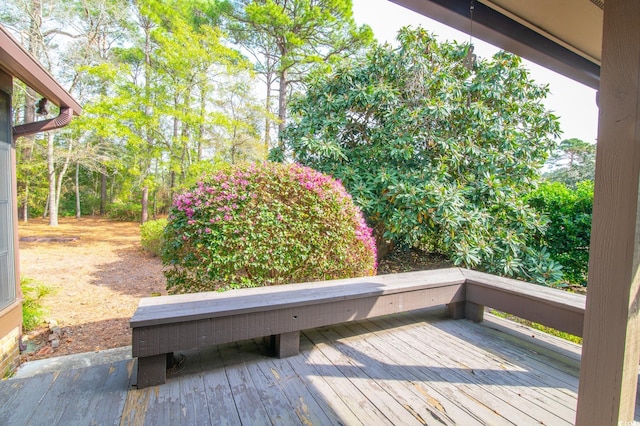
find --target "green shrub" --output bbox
[21,277,52,332]
[141,218,168,256]
[163,162,377,293]
[282,28,562,285]
[107,202,142,222]
[526,181,593,285]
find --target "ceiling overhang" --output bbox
[390,0,602,89]
[0,25,82,114]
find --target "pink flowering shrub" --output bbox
[163,162,377,293]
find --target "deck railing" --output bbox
[449,269,585,337]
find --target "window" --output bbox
[0,89,16,311]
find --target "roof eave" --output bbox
[0,26,82,115]
[390,0,600,89]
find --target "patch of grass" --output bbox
[490,309,582,344]
[3,366,15,380]
[21,276,53,332]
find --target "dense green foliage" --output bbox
[5,0,367,224]
[140,218,168,257]
[21,277,53,332]
[163,162,377,293]
[526,181,593,286]
[283,27,562,284]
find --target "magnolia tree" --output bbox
[283,27,563,285]
[163,162,377,293]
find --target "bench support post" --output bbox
[136,353,168,388]
[274,331,300,358]
[447,301,484,322]
[447,302,466,320]
[465,301,485,322]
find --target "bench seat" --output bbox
[130,267,586,388]
[131,268,466,388]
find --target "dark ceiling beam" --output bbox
[390,0,600,89]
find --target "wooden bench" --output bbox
[130,268,586,388]
[130,268,466,388]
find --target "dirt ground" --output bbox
[18,217,167,362]
[17,217,449,362]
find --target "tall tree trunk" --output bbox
[141,186,149,224]
[264,74,272,152]
[100,170,107,215]
[277,69,288,149]
[46,133,58,226]
[170,95,180,201]
[42,195,49,219]
[197,83,206,162]
[140,14,153,223]
[180,96,191,184]
[50,140,72,226]
[75,162,81,219]
[22,184,29,223]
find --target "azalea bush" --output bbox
[163,162,377,293]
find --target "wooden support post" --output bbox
[275,331,300,358]
[465,302,484,323]
[446,302,466,320]
[576,0,640,424]
[136,354,167,389]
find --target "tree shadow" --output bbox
[88,247,167,298]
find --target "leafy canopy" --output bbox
[283,27,562,284]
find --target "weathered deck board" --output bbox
[3,307,640,425]
[0,372,56,424]
[0,358,130,426]
[304,327,432,425]
[199,346,243,425]
[361,317,543,425]
[417,311,581,393]
[381,311,574,425]
[218,341,273,426]
[312,320,527,425]
[400,311,579,409]
[286,337,374,425]
[88,359,136,426]
[355,317,519,425]
[54,365,122,425]
[332,320,502,425]
[234,339,306,425]
[247,343,343,425]
[318,322,470,425]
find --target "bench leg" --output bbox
[447,301,485,322]
[465,302,485,323]
[136,353,169,388]
[274,331,300,358]
[447,302,466,320]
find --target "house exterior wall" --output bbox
[0,69,21,377]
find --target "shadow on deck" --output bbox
[1,307,638,425]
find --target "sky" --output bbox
[351,0,600,145]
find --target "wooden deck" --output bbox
[1,307,639,425]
